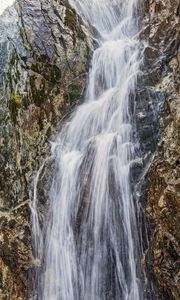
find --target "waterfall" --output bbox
[32,0,145,299]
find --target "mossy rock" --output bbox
[65,7,84,41]
[10,93,23,106]
[29,75,47,106]
[64,84,82,105]
[9,93,23,123]
[23,43,32,52]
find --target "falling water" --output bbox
[32,0,145,299]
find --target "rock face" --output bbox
[143,0,180,299]
[0,0,92,298]
[0,0,179,299]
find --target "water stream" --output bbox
[32,0,146,299]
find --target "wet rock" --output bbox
[146,95,180,299]
[0,201,33,299]
[0,0,92,298]
[142,0,180,299]
[0,0,179,299]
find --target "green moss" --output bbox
[23,43,32,52]
[10,93,23,106]
[19,27,25,39]
[9,92,23,123]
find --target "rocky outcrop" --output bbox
[0,0,92,298]
[143,0,180,299]
[0,0,179,299]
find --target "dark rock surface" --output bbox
[141,0,180,299]
[0,0,92,298]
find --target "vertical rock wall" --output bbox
[0,0,179,299]
[0,0,92,298]
[144,1,180,299]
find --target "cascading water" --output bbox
[32,0,146,299]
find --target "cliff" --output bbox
[0,0,179,299]
[0,0,92,298]
[144,0,180,299]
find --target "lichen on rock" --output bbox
[0,0,92,298]
[0,0,179,299]
[143,0,180,299]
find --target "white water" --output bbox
[0,0,15,15]
[32,0,145,299]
